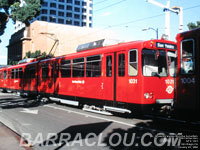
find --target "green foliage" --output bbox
[11,0,42,26]
[0,0,42,36]
[24,50,54,59]
[0,12,7,36]
[187,21,200,30]
[24,50,46,59]
[9,60,18,65]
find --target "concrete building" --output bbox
[15,0,93,32]
[8,21,116,64]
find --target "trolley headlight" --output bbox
[144,92,153,99]
[144,93,150,99]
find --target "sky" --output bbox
[0,0,199,65]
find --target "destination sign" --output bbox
[156,42,177,50]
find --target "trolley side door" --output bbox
[103,53,115,102]
[116,51,127,104]
[177,39,196,112]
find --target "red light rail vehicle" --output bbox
[175,28,200,120]
[0,67,8,93]
[0,38,177,114]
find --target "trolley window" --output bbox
[4,70,7,79]
[106,56,112,77]
[51,64,54,78]
[24,68,30,79]
[0,71,2,79]
[129,49,138,76]
[15,68,19,79]
[0,71,4,79]
[142,49,168,77]
[42,63,49,78]
[24,66,35,78]
[181,39,195,74]
[55,63,59,78]
[30,66,36,78]
[11,69,14,79]
[118,53,125,77]
[61,59,71,78]
[72,58,85,77]
[168,51,177,77]
[19,68,23,79]
[86,55,101,77]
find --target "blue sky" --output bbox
[93,0,200,41]
[0,0,199,65]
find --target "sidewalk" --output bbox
[0,122,31,150]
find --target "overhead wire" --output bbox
[93,0,108,5]
[65,3,200,42]
[94,0,127,12]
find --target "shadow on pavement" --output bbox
[0,96,41,109]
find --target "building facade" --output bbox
[15,0,93,32]
[8,21,116,64]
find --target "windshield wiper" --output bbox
[151,72,161,78]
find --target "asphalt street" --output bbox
[0,92,199,150]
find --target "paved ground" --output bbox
[0,92,199,150]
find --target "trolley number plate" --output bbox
[181,78,195,84]
[129,79,138,84]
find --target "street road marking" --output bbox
[44,105,176,134]
[20,108,38,114]
[44,105,136,127]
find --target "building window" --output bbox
[41,9,47,14]
[50,15,56,22]
[42,2,48,7]
[82,2,87,6]
[75,1,80,5]
[58,18,64,23]
[66,12,72,17]
[67,0,72,3]
[72,58,85,77]
[86,55,101,77]
[89,17,92,21]
[41,16,47,21]
[50,10,56,15]
[82,8,86,13]
[74,14,80,19]
[66,19,72,25]
[59,4,64,9]
[50,3,56,8]
[82,22,86,26]
[75,7,80,12]
[58,11,64,17]
[74,21,80,26]
[89,10,93,14]
[67,6,72,10]
[59,0,65,2]
[89,23,92,27]
[82,15,86,19]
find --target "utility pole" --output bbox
[146,0,183,40]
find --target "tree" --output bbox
[24,50,54,59]
[187,21,200,30]
[0,0,42,36]
[24,50,47,59]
